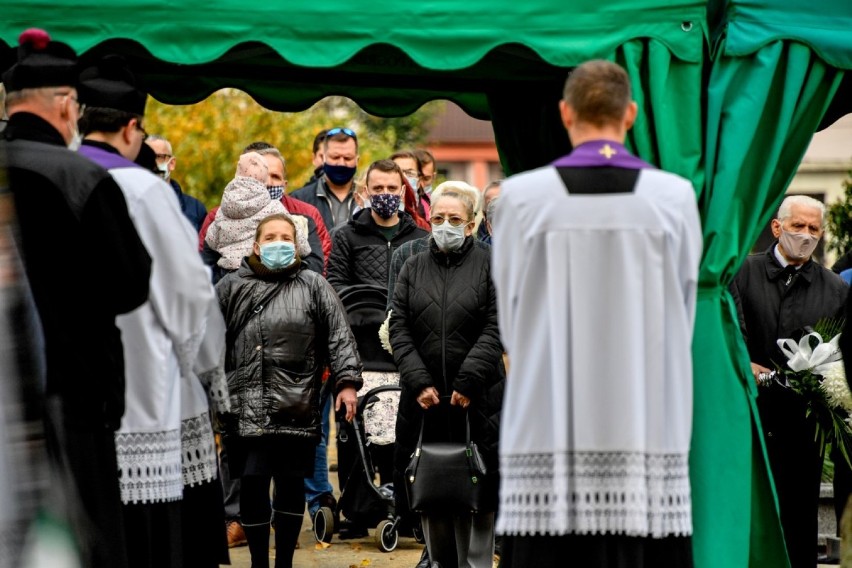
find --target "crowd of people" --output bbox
[2,26,850,568]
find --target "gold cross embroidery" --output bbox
[599,144,617,159]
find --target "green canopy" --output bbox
[0,0,705,119]
[4,2,852,567]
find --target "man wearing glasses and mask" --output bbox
[1,29,151,568]
[146,134,207,232]
[291,126,360,231]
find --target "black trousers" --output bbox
[759,389,823,568]
[499,534,693,568]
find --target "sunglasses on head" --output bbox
[325,127,357,140]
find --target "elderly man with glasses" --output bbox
[146,134,208,232]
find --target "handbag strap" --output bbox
[415,407,473,448]
[227,279,288,346]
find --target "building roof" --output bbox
[427,102,495,144]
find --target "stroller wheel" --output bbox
[375,519,399,552]
[412,523,425,544]
[313,507,335,543]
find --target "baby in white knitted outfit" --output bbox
[205,152,286,270]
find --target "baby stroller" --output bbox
[313,284,404,551]
[313,384,403,551]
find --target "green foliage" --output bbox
[144,91,444,209]
[826,172,852,255]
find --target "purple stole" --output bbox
[551,140,653,170]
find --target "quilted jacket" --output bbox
[327,208,428,293]
[216,256,363,440]
[389,236,505,509]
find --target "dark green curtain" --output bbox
[696,40,845,568]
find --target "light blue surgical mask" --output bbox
[431,222,467,252]
[258,241,296,270]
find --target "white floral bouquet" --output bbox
[379,310,393,355]
[775,318,852,467]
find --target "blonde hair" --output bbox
[432,181,481,217]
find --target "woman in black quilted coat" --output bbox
[216,213,362,568]
[390,188,505,568]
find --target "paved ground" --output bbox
[221,416,427,567]
[223,518,425,567]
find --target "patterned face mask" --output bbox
[370,193,401,220]
[267,185,285,201]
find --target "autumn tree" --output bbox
[826,170,852,255]
[144,91,443,208]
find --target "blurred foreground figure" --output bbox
[493,60,702,567]
[1,29,151,568]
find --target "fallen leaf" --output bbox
[314,541,331,550]
[360,560,372,566]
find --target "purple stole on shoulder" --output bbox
[552,140,653,170]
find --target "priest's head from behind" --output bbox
[558,60,638,147]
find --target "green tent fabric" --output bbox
[0,0,705,118]
[4,2,852,568]
[697,41,846,568]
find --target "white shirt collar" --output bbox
[773,243,802,270]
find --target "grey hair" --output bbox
[146,134,172,153]
[777,195,825,225]
[432,180,481,218]
[252,146,287,178]
[3,86,54,111]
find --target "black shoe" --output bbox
[494,534,504,557]
[337,519,368,540]
[414,547,430,568]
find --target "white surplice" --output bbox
[492,165,702,538]
[107,165,222,504]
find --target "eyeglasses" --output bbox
[154,153,173,161]
[401,169,420,179]
[430,215,469,227]
[134,121,148,139]
[325,127,357,140]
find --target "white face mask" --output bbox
[67,120,82,151]
[432,222,467,252]
[157,161,171,181]
[779,228,819,261]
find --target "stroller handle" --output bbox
[356,384,402,416]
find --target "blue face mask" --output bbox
[322,163,357,186]
[258,241,296,270]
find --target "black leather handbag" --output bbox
[405,412,488,514]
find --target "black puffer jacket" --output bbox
[216,256,363,440]
[390,237,505,510]
[327,208,428,292]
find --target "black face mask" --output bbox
[322,163,356,185]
